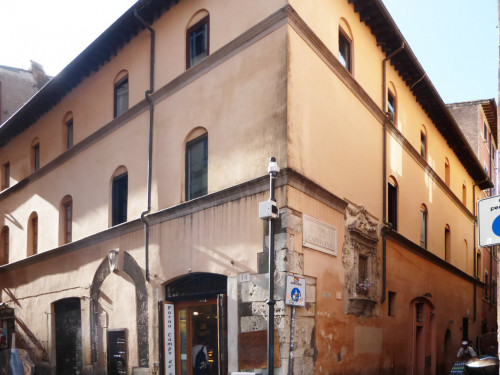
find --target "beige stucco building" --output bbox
[0,0,497,374]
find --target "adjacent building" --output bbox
[0,0,496,374]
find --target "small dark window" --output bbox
[63,200,72,244]
[31,215,38,255]
[339,30,351,72]
[1,226,9,265]
[33,143,40,171]
[420,205,427,249]
[484,122,488,139]
[358,254,368,284]
[420,132,426,160]
[114,77,129,118]
[445,225,450,262]
[66,119,74,149]
[2,162,9,190]
[187,16,209,68]
[186,135,208,200]
[388,291,396,317]
[112,173,128,226]
[388,181,397,231]
[416,302,423,323]
[387,91,396,121]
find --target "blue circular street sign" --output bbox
[291,287,301,302]
[492,215,500,236]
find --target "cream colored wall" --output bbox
[287,27,383,218]
[0,3,288,262]
[153,25,288,208]
[287,2,477,275]
[152,0,286,89]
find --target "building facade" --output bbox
[0,0,496,374]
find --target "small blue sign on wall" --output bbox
[478,195,500,247]
[285,275,306,307]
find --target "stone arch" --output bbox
[90,251,149,368]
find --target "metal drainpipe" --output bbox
[134,9,155,282]
[381,43,404,303]
[472,179,488,321]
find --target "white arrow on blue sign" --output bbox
[477,195,500,247]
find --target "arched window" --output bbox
[387,84,397,124]
[420,127,427,161]
[31,138,40,172]
[387,177,398,231]
[462,183,467,205]
[63,112,74,149]
[60,195,73,245]
[420,204,427,249]
[444,225,450,262]
[28,212,38,256]
[111,167,128,226]
[185,130,208,201]
[0,226,9,265]
[444,158,450,187]
[114,71,129,118]
[186,10,210,68]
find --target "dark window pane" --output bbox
[33,144,40,171]
[186,135,208,200]
[388,92,395,120]
[112,173,128,226]
[187,17,209,68]
[67,120,73,149]
[114,78,129,117]
[339,32,351,72]
[388,182,397,230]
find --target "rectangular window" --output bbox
[64,201,72,244]
[388,181,397,231]
[33,144,40,171]
[338,31,351,72]
[66,119,74,149]
[1,227,8,265]
[388,291,396,317]
[187,16,209,68]
[186,135,208,200]
[2,162,9,190]
[112,173,128,226]
[358,254,368,284]
[484,122,488,139]
[114,77,129,118]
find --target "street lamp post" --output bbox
[259,157,280,375]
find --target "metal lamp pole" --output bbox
[265,157,280,375]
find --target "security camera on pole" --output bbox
[259,157,280,375]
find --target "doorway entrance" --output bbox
[164,273,227,375]
[54,298,82,375]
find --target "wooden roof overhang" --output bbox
[349,0,493,189]
[0,0,178,145]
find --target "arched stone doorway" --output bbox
[90,251,149,371]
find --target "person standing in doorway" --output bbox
[193,338,209,375]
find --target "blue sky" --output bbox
[382,0,498,104]
[1,0,497,105]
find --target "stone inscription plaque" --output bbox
[303,214,337,256]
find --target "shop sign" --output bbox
[478,195,500,247]
[163,302,175,375]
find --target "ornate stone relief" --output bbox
[342,203,380,317]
